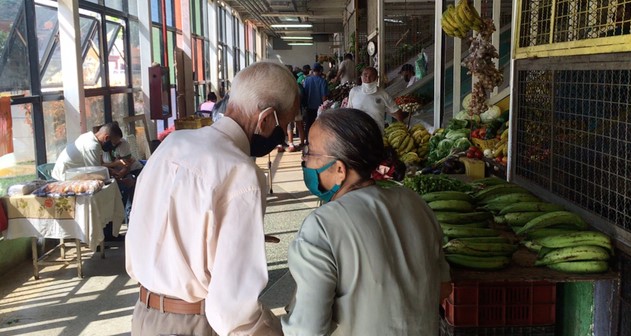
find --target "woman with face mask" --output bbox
[282,108,452,336]
[346,67,406,134]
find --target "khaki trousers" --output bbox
[131,299,218,336]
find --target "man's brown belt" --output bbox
[139,285,204,315]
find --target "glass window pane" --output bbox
[104,0,124,12]
[128,0,138,16]
[165,0,173,27]
[41,43,62,90]
[194,0,201,35]
[85,96,105,130]
[152,26,162,64]
[82,16,103,88]
[174,0,182,29]
[35,4,58,64]
[111,93,129,128]
[196,38,203,81]
[43,100,67,163]
[80,16,98,47]
[0,5,30,93]
[84,44,103,88]
[167,31,175,83]
[106,22,127,87]
[151,0,161,23]
[0,103,37,195]
[130,20,141,88]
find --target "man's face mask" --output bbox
[102,140,115,152]
[250,109,285,157]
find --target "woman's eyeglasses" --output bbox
[301,146,336,161]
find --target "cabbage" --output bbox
[437,139,454,153]
[445,129,470,140]
[481,105,502,123]
[453,138,472,152]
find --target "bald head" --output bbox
[228,61,300,120]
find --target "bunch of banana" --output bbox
[491,128,509,158]
[441,1,485,38]
[410,124,431,159]
[383,122,431,165]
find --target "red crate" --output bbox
[443,281,556,327]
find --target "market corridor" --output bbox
[0,149,314,336]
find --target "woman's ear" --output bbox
[335,160,347,183]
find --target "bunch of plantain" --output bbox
[528,231,613,273]
[441,0,485,38]
[474,183,541,217]
[492,201,566,232]
[383,122,431,165]
[443,236,516,270]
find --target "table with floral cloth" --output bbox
[1,181,125,278]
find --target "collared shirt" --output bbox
[126,117,281,336]
[347,87,399,134]
[52,131,102,180]
[282,185,450,336]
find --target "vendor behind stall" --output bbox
[51,122,123,181]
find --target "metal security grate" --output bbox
[518,0,554,47]
[514,57,631,232]
[518,0,631,47]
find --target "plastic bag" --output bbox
[415,50,428,79]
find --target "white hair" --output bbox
[228,61,299,117]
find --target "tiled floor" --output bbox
[0,149,313,335]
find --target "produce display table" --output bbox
[1,181,125,278]
[450,247,620,283]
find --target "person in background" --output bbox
[608,2,631,36]
[347,66,406,134]
[51,122,123,181]
[335,53,357,85]
[399,63,418,88]
[102,137,144,223]
[281,108,451,335]
[199,92,217,112]
[303,63,329,141]
[126,61,300,336]
[296,64,310,85]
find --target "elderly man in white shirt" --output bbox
[125,61,300,336]
[51,122,123,180]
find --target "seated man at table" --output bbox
[103,137,144,223]
[52,122,123,181]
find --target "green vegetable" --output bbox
[447,119,468,131]
[453,138,472,152]
[437,139,454,153]
[445,129,470,140]
[403,174,473,195]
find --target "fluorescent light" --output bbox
[270,23,313,28]
[280,36,313,40]
[287,42,314,46]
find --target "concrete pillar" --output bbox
[57,0,85,139]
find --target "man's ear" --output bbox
[257,107,276,131]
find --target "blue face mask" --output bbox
[302,160,341,203]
